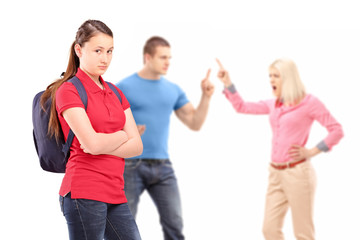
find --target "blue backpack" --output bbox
[32,76,122,173]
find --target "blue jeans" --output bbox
[124,159,184,240]
[59,193,142,240]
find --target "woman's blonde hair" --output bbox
[269,58,306,105]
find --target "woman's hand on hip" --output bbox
[289,145,321,161]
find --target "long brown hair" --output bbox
[41,20,113,140]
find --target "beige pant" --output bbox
[263,161,317,240]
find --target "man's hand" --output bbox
[137,125,146,136]
[201,69,215,97]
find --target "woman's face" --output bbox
[269,67,282,98]
[76,33,114,81]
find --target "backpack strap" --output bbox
[69,76,88,108]
[61,79,122,160]
[106,81,123,104]
[62,76,88,158]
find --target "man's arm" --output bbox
[175,69,214,131]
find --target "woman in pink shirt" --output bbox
[217,58,343,240]
[41,20,143,240]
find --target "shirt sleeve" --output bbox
[309,95,344,151]
[56,82,85,115]
[223,84,271,115]
[174,85,189,110]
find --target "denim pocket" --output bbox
[125,159,141,170]
[161,160,172,168]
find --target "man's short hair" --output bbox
[143,36,170,56]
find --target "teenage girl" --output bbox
[41,20,143,240]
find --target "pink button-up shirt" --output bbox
[224,86,344,163]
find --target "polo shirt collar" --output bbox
[75,68,108,93]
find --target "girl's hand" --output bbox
[80,144,92,154]
[80,130,128,155]
[216,58,232,88]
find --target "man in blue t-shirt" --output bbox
[116,36,214,240]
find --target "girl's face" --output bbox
[75,33,114,81]
[269,67,282,98]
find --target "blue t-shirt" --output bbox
[116,73,189,159]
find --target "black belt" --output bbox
[126,158,169,164]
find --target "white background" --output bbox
[1,0,359,239]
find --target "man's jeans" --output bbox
[59,193,142,240]
[124,159,184,240]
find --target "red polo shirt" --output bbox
[56,68,130,204]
